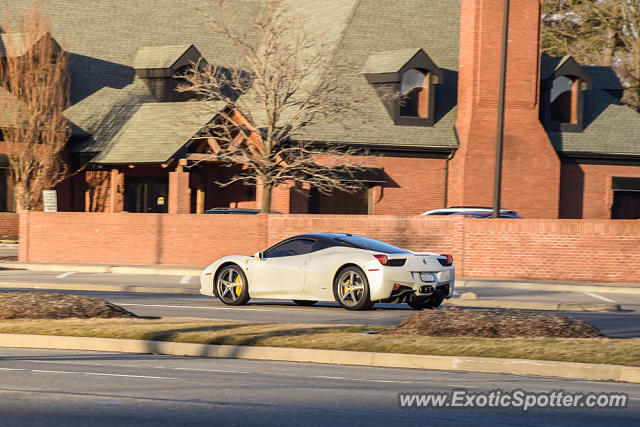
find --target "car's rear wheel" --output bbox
[407,293,444,310]
[292,300,317,306]
[216,264,250,306]
[333,266,374,311]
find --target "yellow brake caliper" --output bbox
[234,275,242,296]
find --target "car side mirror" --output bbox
[254,251,263,260]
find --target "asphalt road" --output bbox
[0,347,637,426]
[1,268,640,337]
[1,287,639,338]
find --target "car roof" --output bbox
[288,232,355,241]
[203,207,281,214]
[450,211,520,218]
[422,207,518,215]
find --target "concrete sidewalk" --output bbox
[2,260,640,295]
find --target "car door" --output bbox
[248,238,315,295]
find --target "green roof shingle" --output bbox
[133,44,194,70]
[94,101,225,164]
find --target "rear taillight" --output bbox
[441,254,453,266]
[374,254,389,265]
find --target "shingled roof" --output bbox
[548,88,640,158]
[2,0,461,163]
[133,44,194,70]
[6,1,637,163]
[290,0,460,149]
[94,101,225,164]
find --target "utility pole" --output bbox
[493,0,510,219]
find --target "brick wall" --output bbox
[19,211,266,265]
[0,213,18,240]
[19,212,640,283]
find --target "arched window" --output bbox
[550,75,579,124]
[400,69,430,118]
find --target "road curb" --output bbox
[0,282,198,295]
[457,279,640,295]
[1,333,638,384]
[444,299,621,312]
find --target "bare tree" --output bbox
[180,0,370,213]
[543,0,640,110]
[0,4,70,210]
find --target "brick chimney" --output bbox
[449,0,560,218]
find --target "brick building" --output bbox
[1,0,639,219]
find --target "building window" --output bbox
[400,69,430,118]
[550,75,579,124]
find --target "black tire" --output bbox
[333,266,374,311]
[215,264,250,306]
[407,294,444,310]
[292,300,317,306]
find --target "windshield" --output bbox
[334,235,411,254]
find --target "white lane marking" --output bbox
[180,275,192,285]
[312,375,412,384]
[119,303,276,312]
[56,272,75,279]
[0,368,27,371]
[30,369,175,380]
[32,369,78,374]
[26,360,142,368]
[583,292,616,303]
[171,367,250,374]
[83,372,177,380]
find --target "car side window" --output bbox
[264,239,315,258]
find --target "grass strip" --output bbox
[0,317,638,367]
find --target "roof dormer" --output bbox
[0,31,63,58]
[362,48,443,126]
[133,44,205,102]
[541,55,592,133]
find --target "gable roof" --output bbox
[133,44,194,70]
[362,48,426,74]
[540,54,592,89]
[93,101,225,164]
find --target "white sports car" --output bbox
[200,233,455,311]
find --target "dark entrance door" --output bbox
[0,169,8,212]
[612,191,640,219]
[611,177,640,219]
[124,177,169,213]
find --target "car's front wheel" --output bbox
[216,264,250,306]
[333,266,374,311]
